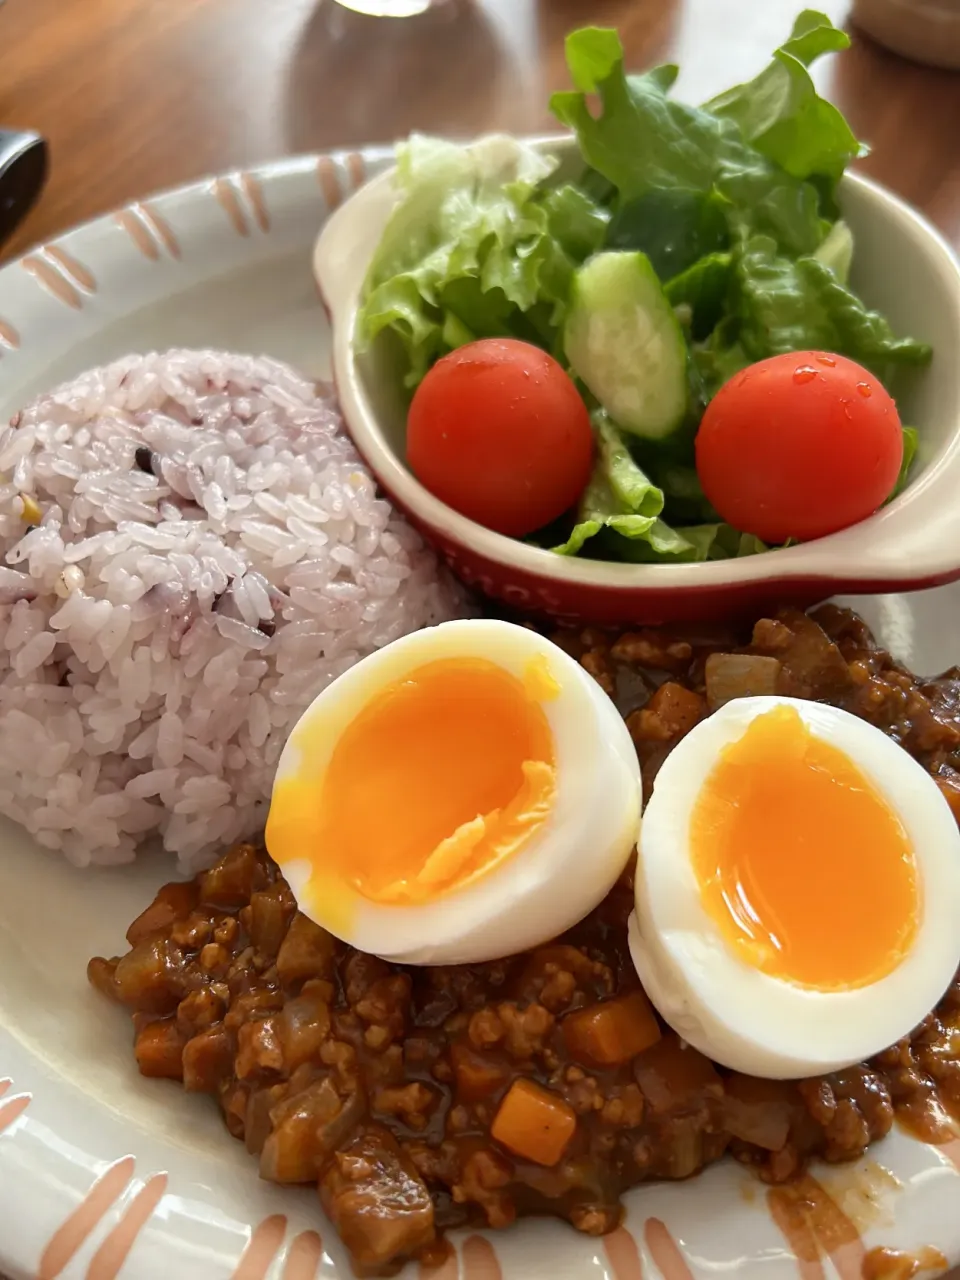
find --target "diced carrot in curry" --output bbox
[562,990,661,1066]
[134,1018,185,1080]
[491,1078,577,1166]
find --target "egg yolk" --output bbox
[267,657,557,915]
[690,704,918,990]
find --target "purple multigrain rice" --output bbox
[0,350,468,871]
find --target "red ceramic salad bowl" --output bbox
[314,137,960,627]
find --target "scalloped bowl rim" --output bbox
[315,135,960,596]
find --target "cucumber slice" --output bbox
[564,251,689,441]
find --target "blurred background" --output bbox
[0,0,958,261]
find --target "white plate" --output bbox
[1,147,960,1280]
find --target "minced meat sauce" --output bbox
[89,606,960,1276]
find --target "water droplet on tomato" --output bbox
[793,366,817,385]
[816,354,837,367]
[856,382,873,398]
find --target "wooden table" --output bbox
[2,0,959,262]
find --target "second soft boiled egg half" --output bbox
[630,695,960,1079]
[266,619,642,965]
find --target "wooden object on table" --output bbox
[852,0,960,70]
[0,0,958,262]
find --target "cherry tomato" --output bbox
[695,351,904,544]
[407,338,594,538]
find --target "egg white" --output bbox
[629,694,960,1079]
[271,619,642,965]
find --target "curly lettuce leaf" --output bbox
[358,135,572,385]
[552,416,764,562]
[734,235,933,379]
[552,415,663,555]
[705,11,866,186]
[550,26,842,256]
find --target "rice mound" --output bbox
[0,350,468,871]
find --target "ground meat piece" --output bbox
[600,1085,644,1128]
[404,1138,457,1184]
[802,1068,894,1163]
[353,973,412,1048]
[213,916,239,948]
[320,1037,360,1088]
[562,1073,604,1116]
[822,1098,871,1162]
[580,646,615,695]
[320,1126,435,1275]
[177,987,226,1037]
[372,1083,438,1131]
[451,1147,516,1229]
[515,945,614,1008]
[199,943,230,973]
[468,1008,505,1049]
[626,682,705,744]
[569,1203,621,1235]
[170,912,215,951]
[797,1078,837,1128]
[610,631,693,673]
[538,967,578,1012]
[496,1003,555,1060]
[834,1068,894,1139]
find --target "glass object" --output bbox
[332,0,436,14]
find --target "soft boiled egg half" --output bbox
[266,619,642,964]
[630,695,960,1079]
